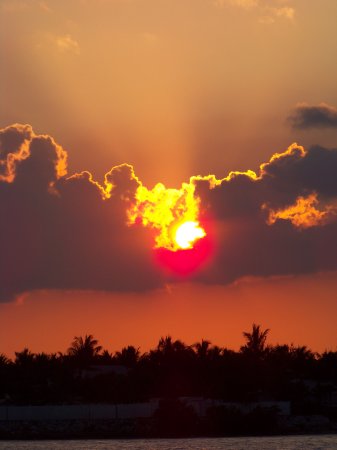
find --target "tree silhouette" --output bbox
[290,345,316,375]
[207,345,223,361]
[67,334,102,367]
[193,339,211,359]
[158,335,189,352]
[153,336,195,364]
[115,346,140,367]
[2,325,337,434]
[0,353,10,366]
[15,348,35,366]
[241,324,270,357]
[100,349,114,364]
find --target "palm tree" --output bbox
[207,345,223,361]
[149,336,193,365]
[67,334,102,367]
[193,340,211,359]
[100,349,114,364]
[241,324,270,357]
[14,348,35,365]
[114,346,140,367]
[157,336,189,356]
[290,345,315,360]
[0,353,10,366]
[157,336,174,355]
[34,352,57,363]
[290,345,316,373]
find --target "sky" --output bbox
[1,0,337,356]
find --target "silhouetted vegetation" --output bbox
[0,323,336,429]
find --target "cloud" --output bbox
[288,103,337,129]
[55,34,80,55]
[273,6,294,20]
[214,0,295,23]
[1,124,337,301]
[0,124,161,302]
[192,143,337,284]
[264,193,336,229]
[0,124,67,183]
[260,6,294,23]
[214,0,258,8]
[37,1,52,13]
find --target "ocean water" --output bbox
[0,435,336,450]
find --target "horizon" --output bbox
[3,321,337,363]
[2,271,337,358]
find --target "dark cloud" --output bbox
[0,124,32,180]
[1,124,337,301]
[194,143,337,285]
[288,103,337,129]
[0,124,162,302]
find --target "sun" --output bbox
[128,181,208,253]
[156,220,211,276]
[174,221,206,250]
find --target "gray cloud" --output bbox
[0,124,162,302]
[288,103,337,129]
[194,143,337,285]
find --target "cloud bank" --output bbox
[1,124,337,301]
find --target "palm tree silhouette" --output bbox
[156,336,190,358]
[241,324,270,357]
[157,336,174,354]
[67,334,102,367]
[115,346,140,367]
[100,349,114,364]
[15,348,35,366]
[0,353,10,366]
[193,340,211,359]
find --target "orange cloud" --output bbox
[127,169,258,251]
[264,193,336,229]
[128,181,204,251]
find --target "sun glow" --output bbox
[128,181,210,274]
[128,181,207,251]
[174,221,206,249]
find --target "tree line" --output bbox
[0,324,336,414]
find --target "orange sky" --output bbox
[1,272,337,358]
[1,0,337,356]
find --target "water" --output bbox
[0,436,336,450]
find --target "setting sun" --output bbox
[174,221,206,249]
[128,181,205,251]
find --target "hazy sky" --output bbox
[1,0,337,355]
[2,0,337,184]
